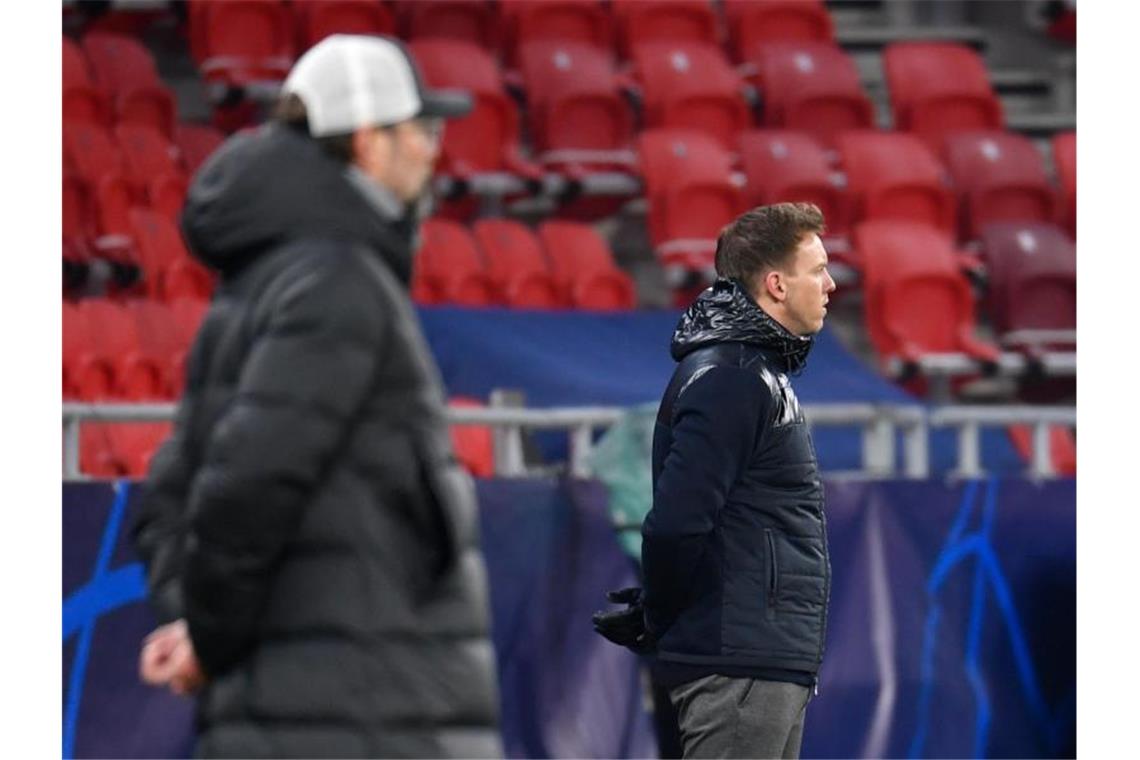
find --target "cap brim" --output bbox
[419,89,473,119]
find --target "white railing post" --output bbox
[569,424,594,478]
[901,417,929,479]
[956,422,982,478]
[861,413,895,476]
[1031,422,1055,478]
[63,417,82,480]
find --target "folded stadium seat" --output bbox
[612,0,720,60]
[1052,131,1076,237]
[114,124,188,219]
[632,41,752,150]
[396,0,499,49]
[979,222,1075,348]
[413,219,496,306]
[638,129,746,277]
[750,41,874,147]
[538,221,637,310]
[448,396,495,477]
[1007,425,1076,477]
[63,37,108,127]
[80,422,173,478]
[855,220,999,377]
[174,123,226,176]
[64,301,114,400]
[723,0,835,62]
[517,41,637,172]
[737,130,848,234]
[188,0,295,91]
[80,32,177,138]
[62,123,139,275]
[883,42,1004,150]
[129,209,215,303]
[78,298,167,400]
[293,0,396,51]
[408,40,542,183]
[129,300,184,397]
[472,219,563,308]
[942,131,1058,240]
[838,131,956,234]
[502,0,612,65]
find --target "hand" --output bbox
[592,586,655,655]
[139,619,207,695]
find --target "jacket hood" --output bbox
[671,278,814,372]
[181,123,415,281]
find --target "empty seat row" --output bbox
[63,33,177,137]
[414,218,636,310]
[640,127,1071,275]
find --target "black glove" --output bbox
[592,586,655,655]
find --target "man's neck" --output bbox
[343,166,405,221]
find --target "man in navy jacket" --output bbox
[597,203,836,759]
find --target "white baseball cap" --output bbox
[281,35,472,137]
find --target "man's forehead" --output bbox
[797,233,828,264]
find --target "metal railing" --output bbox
[63,402,1075,481]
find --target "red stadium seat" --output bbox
[612,0,719,60]
[943,131,1058,239]
[63,172,95,246]
[724,0,834,62]
[448,396,495,477]
[129,209,215,303]
[639,129,745,274]
[174,123,226,176]
[838,131,956,234]
[737,130,847,233]
[63,123,136,249]
[413,219,496,306]
[396,0,499,49]
[1052,131,1076,236]
[408,40,538,179]
[979,222,1075,343]
[293,0,396,51]
[77,298,167,400]
[114,124,187,218]
[64,301,115,401]
[752,42,874,146]
[883,42,1003,148]
[81,32,177,137]
[81,422,173,477]
[63,37,108,126]
[632,42,752,149]
[538,221,637,310]
[189,0,295,88]
[855,220,999,369]
[503,0,612,64]
[517,41,636,171]
[129,299,208,396]
[472,219,562,308]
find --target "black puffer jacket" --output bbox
[131,124,501,758]
[642,278,831,678]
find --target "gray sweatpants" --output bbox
[668,675,812,759]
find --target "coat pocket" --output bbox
[412,433,477,581]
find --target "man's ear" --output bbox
[763,270,786,302]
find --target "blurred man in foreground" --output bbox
[596,203,836,759]
[131,35,501,758]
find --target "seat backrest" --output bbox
[175,123,226,176]
[294,0,396,50]
[632,41,750,148]
[724,0,834,62]
[856,220,977,356]
[612,0,719,60]
[518,41,633,155]
[114,123,183,190]
[192,0,295,63]
[979,222,1075,334]
[81,32,163,96]
[504,0,612,63]
[838,130,956,233]
[472,219,562,307]
[755,41,871,141]
[63,37,93,87]
[1052,131,1076,234]
[63,123,126,187]
[397,0,498,49]
[538,221,635,309]
[883,42,1002,139]
[64,301,112,400]
[448,396,495,477]
[943,131,1056,237]
[416,218,495,305]
[408,39,517,172]
[737,129,845,228]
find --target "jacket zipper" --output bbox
[765,528,778,604]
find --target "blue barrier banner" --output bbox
[63,477,1074,759]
